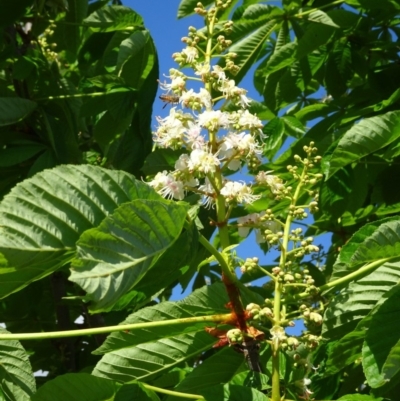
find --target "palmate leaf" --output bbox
[0,165,160,299]
[0,98,37,126]
[336,395,385,401]
[177,0,214,19]
[199,383,266,401]
[362,285,400,388]
[31,373,160,401]
[0,328,35,401]
[30,373,120,401]
[69,199,189,312]
[330,217,400,281]
[165,347,244,401]
[325,111,400,178]
[228,20,278,86]
[83,5,144,32]
[92,283,262,383]
[64,0,87,56]
[323,260,400,340]
[324,323,366,375]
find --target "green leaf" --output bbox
[296,23,336,60]
[264,42,297,75]
[0,165,159,299]
[333,217,400,272]
[30,373,120,401]
[325,40,352,98]
[199,383,266,401]
[0,142,46,167]
[362,285,400,388]
[263,117,285,160]
[115,382,160,401]
[70,199,188,311]
[83,6,143,32]
[307,10,340,27]
[0,98,37,127]
[325,315,372,375]
[118,30,156,89]
[336,395,384,401]
[326,111,400,178]
[228,20,278,86]
[165,347,244,401]
[0,328,35,401]
[0,0,33,27]
[281,115,305,138]
[92,283,261,382]
[64,0,88,56]
[143,148,183,176]
[323,261,400,340]
[177,0,214,19]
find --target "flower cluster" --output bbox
[148,24,268,208]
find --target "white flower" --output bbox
[218,132,262,170]
[256,171,285,194]
[220,79,236,97]
[198,88,212,109]
[159,76,186,93]
[238,91,251,108]
[294,378,313,400]
[182,46,198,63]
[230,110,264,137]
[194,62,210,77]
[188,148,220,174]
[198,110,230,131]
[237,213,265,243]
[198,177,216,208]
[211,65,226,83]
[148,171,185,200]
[237,213,280,243]
[175,154,190,172]
[180,88,212,110]
[270,325,286,341]
[218,80,251,109]
[185,122,205,149]
[220,181,261,204]
[238,110,263,132]
[153,108,187,148]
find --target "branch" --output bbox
[142,383,204,400]
[0,313,231,341]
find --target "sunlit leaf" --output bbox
[177,0,214,19]
[70,199,188,311]
[30,373,119,401]
[307,10,339,27]
[228,20,278,86]
[199,383,266,401]
[0,165,159,299]
[165,347,244,401]
[83,6,144,32]
[362,285,400,388]
[325,111,400,178]
[92,283,261,382]
[323,261,400,340]
[0,328,35,401]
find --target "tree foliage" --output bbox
[0,0,400,400]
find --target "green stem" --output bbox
[198,234,247,292]
[34,91,126,102]
[294,257,392,300]
[271,166,308,401]
[0,313,230,341]
[294,0,345,18]
[142,384,204,400]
